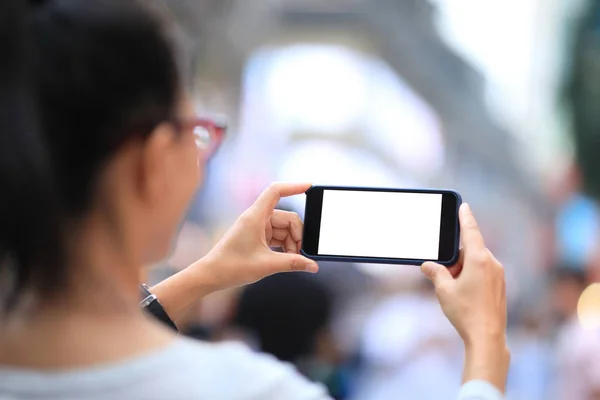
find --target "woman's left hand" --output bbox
[198,182,319,291]
[151,182,318,322]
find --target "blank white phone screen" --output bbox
[318,190,443,260]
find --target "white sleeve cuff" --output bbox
[457,380,504,400]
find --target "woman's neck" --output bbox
[0,305,175,369]
[0,272,176,370]
[0,219,175,370]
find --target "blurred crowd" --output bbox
[145,0,600,399]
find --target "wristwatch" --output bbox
[139,284,178,332]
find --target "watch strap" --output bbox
[139,284,178,332]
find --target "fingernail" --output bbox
[461,203,471,213]
[421,263,432,277]
[305,263,318,273]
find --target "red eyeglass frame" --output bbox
[173,114,228,160]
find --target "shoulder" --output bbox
[457,380,504,400]
[165,338,330,400]
[0,338,328,400]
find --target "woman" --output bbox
[0,1,509,399]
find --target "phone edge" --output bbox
[301,186,462,267]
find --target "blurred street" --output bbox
[149,1,600,398]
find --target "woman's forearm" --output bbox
[462,335,511,394]
[149,258,220,323]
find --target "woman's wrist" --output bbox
[150,256,221,322]
[463,334,510,393]
[187,254,226,294]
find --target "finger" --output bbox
[447,248,465,278]
[459,203,485,251]
[447,264,462,279]
[252,182,312,217]
[486,248,502,267]
[285,235,297,253]
[269,239,285,249]
[267,252,319,273]
[271,210,303,242]
[421,261,453,287]
[270,230,299,254]
[272,227,289,241]
[265,222,274,243]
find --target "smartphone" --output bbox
[301,186,461,266]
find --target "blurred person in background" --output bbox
[550,267,587,327]
[556,0,600,397]
[505,303,553,400]
[232,273,350,399]
[353,278,463,399]
[0,0,509,399]
[549,268,600,399]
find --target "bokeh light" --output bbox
[577,283,600,330]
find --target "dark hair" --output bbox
[234,273,333,362]
[551,266,587,287]
[0,0,181,309]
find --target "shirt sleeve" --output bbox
[457,380,504,400]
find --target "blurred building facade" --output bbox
[162,0,551,302]
[155,1,600,399]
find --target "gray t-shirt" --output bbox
[0,337,505,400]
[0,338,329,400]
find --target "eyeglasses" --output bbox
[174,114,228,160]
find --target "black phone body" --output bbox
[301,186,461,266]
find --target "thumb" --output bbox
[421,262,453,287]
[268,252,319,273]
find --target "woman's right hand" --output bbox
[421,203,510,392]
